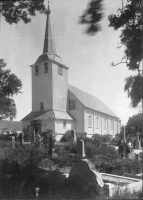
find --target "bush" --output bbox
[1,144,47,180]
[60,130,71,142]
[92,134,103,147]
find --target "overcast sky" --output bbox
[0,0,140,125]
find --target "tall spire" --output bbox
[43,2,57,54]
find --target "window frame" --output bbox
[44,62,48,73]
[35,65,39,76]
[63,121,66,129]
[104,119,106,130]
[96,117,99,129]
[40,102,44,110]
[69,100,76,110]
[88,115,92,128]
[110,120,113,130]
[58,65,63,76]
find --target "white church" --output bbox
[22,5,121,140]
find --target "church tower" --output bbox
[22,3,74,136]
[31,4,68,112]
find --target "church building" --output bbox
[22,5,121,140]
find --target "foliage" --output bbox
[125,113,142,135]
[80,0,143,107]
[1,0,46,24]
[80,0,104,35]
[60,130,71,142]
[0,59,22,119]
[92,133,103,146]
[109,1,143,107]
[41,129,56,147]
[1,144,46,180]
[91,157,143,176]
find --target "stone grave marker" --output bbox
[135,132,141,149]
[68,159,104,188]
[76,139,86,158]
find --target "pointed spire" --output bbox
[43,2,57,54]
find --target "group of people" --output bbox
[117,138,134,159]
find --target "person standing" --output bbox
[125,139,133,159]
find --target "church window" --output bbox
[40,102,44,110]
[88,115,92,128]
[69,100,76,110]
[104,119,106,130]
[63,121,66,129]
[96,117,99,128]
[110,120,113,130]
[58,65,63,76]
[44,63,48,73]
[35,65,39,76]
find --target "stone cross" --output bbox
[76,139,86,158]
[135,132,141,149]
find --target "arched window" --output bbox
[104,119,106,130]
[44,62,48,73]
[110,120,113,130]
[96,117,99,128]
[35,65,39,76]
[88,115,92,128]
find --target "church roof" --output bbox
[0,120,22,132]
[68,85,119,118]
[21,110,73,121]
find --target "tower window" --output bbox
[88,115,92,128]
[44,63,48,73]
[69,100,76,110]
[63,121,66,129]
[58,65,63,76]
[35,65,39,76]
[40,102,44,110]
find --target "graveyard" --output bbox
[0,129,143,199]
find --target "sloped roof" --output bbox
[0,121,22,131]
[68,84,119,118]
[22,110,73,121]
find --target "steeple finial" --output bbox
[43,1,57,54]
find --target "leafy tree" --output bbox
[80,0,143,107]
[1,0,46,24]
[0,59,22,119]
[125,112,142,135]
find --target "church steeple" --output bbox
[43,3,57,55]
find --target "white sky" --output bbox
[0,0,141,125]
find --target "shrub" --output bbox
[60,130,71,142]
[1,144,47,180]
[92,134,103,147]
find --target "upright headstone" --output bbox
[71,129,77,145]
[69,136,74,152]
[12,136,15,149]
[76,139,85,158]
[123,126,126,143]
[135,132,141,149]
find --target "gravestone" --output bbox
[68,159,104,189]
[135,132,141,149]
[71,129,77,145]
[69,130,77,153]
[69,137,74,152]
[76,139,86,158]
[12,136,15,149]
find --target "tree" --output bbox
[125,112,142,135]
[0,59,22,120]
[80,0,143,107]
[1,0,46,24]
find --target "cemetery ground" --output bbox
[0,133,143,199]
